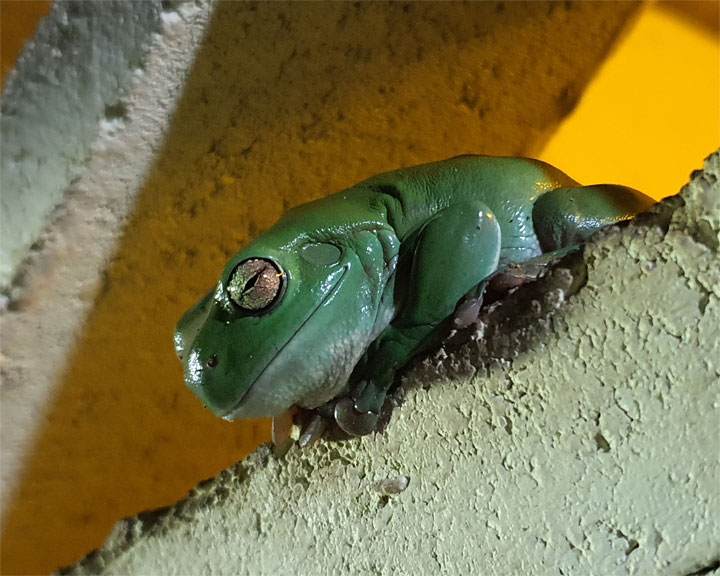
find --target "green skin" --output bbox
[175,156,654,436]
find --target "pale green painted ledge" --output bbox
[61,152,720,576]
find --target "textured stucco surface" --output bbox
[0,2,214,572]
[1,2,643,574]
[0,0,163,290]
[61,152,720,575]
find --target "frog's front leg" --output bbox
[334,201,503,435]
[532,184,655,251]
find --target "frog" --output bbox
[174,155,654,438]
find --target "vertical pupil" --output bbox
[243,273,260,293]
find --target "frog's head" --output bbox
[174,237,380,419]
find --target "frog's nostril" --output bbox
[173,332,185,362]
[206,354,219,368]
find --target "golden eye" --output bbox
[227,258,284,312]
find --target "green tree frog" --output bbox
[175,156,654,437]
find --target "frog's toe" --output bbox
[298,413,327,448]
[453,296,482,328]
[271,409,296,456]
[334,398,379,436]
[453,280,488,329]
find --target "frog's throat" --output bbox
[221,264,349,420]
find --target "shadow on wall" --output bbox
[660,0,719,34]
[0,0,53,89]
[0,2,640,573]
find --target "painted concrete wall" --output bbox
[0,1,215,573]
[0,0,164,290]
[1,2,647,573]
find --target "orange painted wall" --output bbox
[540,2,720,200]
[0,0,52,89]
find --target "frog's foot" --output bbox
[332,377,390,436]
[334,398,379,436]
[453,257,566,330]
[453,281,487,329]
[486,250,577,298]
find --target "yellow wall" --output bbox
[0,0,52,89]
[540,2,720,200]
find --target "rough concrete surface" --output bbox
[0,3,643,574]
[0,1,212,511]
[0,0,164,290]
[60,154,720,575]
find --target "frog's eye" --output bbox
[227,258,285,312]
[300,242,341,266]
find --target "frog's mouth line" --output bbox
[221,264,348,420]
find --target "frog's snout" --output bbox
[174,288,215,363]
[173,329,187,362]
[174,325,203,365]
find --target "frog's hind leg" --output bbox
[334,200,503,435]
[532,184,655,253]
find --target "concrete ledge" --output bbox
[60,154,720,575]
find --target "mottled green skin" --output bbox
[175,156,654,434]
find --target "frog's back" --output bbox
[269,156,576,252]
[357,155,578,241]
